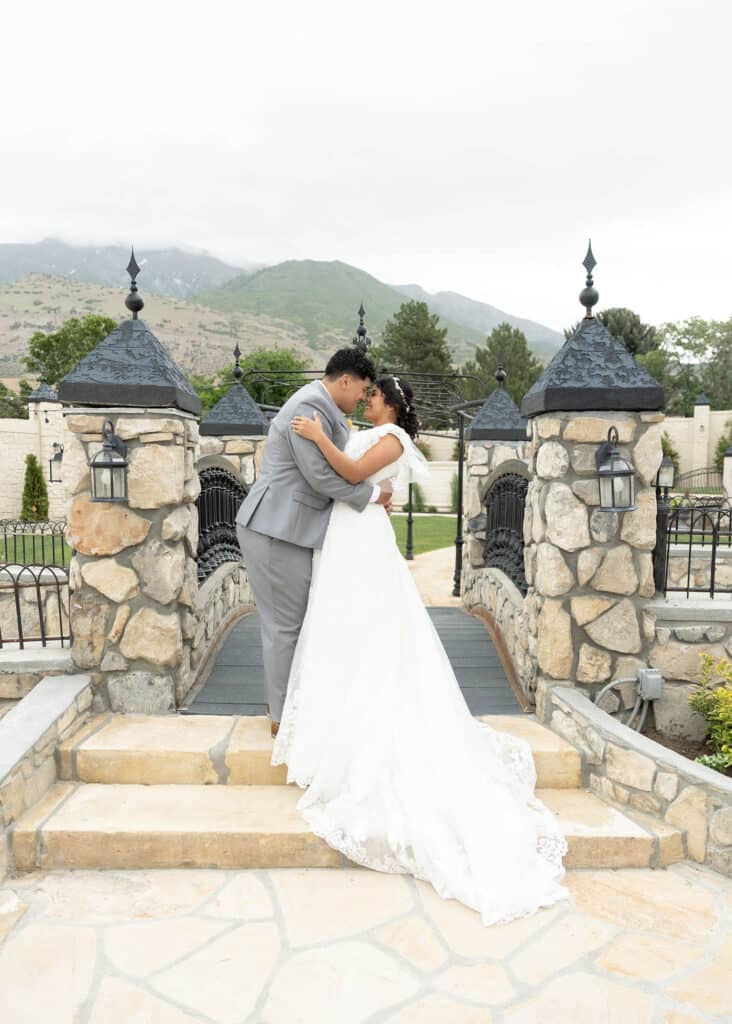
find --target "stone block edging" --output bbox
[0,649,74,700]
[540,682,732,877]
[0,673,92,881]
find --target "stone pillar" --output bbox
[692,393,710,470]
[27,384,65,518]
[724,446,732,498]
[57,258,203,712]
[524,410,662,715]
[519,247,666,719]
[65,410,200,712]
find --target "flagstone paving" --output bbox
[1,862,730,1023]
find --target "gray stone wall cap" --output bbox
[466,388,527,441]
[63,406,199,420]
[0,649,73,673]
[520,317,665,417]
[551,685,732,797]
[27,382,59,403]
[58,319,202,417]
[0,673,90,782]
[647,596,732,622]
[200,383,269,436]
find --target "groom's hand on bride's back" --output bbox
[376,480,393,514]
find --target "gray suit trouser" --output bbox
[236,525,313,722]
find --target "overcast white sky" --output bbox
[3,0,731,332]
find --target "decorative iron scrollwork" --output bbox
[196,467,247,582]
[482,473,528,596]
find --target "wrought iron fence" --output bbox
[0,564,70,649]
[482,472,529,596]
[654,496,732,598]
[196,466,247,582]
[673,466,723,496]
[0,519,71,568]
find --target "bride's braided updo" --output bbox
[375,375,419,439]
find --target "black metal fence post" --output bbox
[452,412,466,597]
[405,483,414,561]
[653,484,671,594]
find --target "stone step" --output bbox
[58,713,583,789]
[11,783,683,872]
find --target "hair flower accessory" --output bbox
[392,376,410,411]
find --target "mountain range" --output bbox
[0,240,564,378]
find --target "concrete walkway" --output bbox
[1,861,730,1022]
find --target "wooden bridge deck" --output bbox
[187,607,521,716]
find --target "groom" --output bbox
[236,347,392,735]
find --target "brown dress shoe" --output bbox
[266,705,280,739]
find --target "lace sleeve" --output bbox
[378,424,430,486]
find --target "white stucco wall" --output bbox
[0,401,67,519]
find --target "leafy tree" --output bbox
[0,380,31,419]
[371,301,453,376]
[460,323,544,407]
[564,307,659,356]
[21,453,49,522]
[657,316,732,411]
[190,347,309,417]
[23,314,118,385]
[635,348,701,418]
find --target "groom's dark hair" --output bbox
[324,348,376,382]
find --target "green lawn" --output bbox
[390,514,456,556]
[0,535,72,567]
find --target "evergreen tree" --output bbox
[461,323,544,406]
[21,454,49,522]
[564,307,659,355]
[372,301,453,375]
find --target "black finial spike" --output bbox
[495,354,507,388]
[353,302,370,351]
[579,238,599,318]
[125,245,144,319]
[233,342,243,382]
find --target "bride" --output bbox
[272,374,568,925]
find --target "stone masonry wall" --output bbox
[540,684,732,877]
[461,439,534,696]
[198,434,266,484]
[525,411,662,703]
[65,409,201,713]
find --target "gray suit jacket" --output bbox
[236,381,373,549]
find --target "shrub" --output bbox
[661,432,681,477]
[415,439,432,460]
[21,453,49,522]
[402,483,426,513]
[426,505,438,514]
[450,472,459,514]
[714,418,732,473]
[688,654,732,773]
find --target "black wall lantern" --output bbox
[48,442,63,483]
[90,420,128,502]
[596,426,636,512]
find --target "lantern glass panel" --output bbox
[657,457,675,490]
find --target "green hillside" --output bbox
[195,260,487,362]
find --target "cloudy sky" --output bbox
[3,0,731,332]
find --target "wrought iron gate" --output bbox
[482,472,529,596]
[196,467,247,582]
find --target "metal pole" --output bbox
[452,412,466,597]
[405,483,414,560]
[653,484,670,595]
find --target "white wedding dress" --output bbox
[272,423,568,925]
